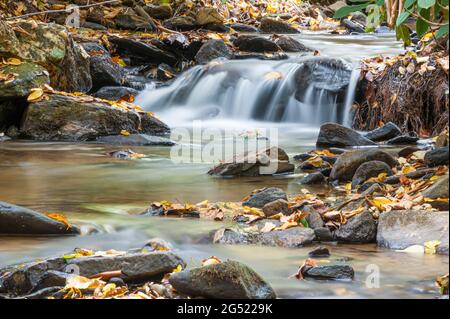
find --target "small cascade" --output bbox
[135,56,359,126]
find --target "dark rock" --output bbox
[330,149,398,182]
[155,63,176,81]
[357,182,380,193]
[233,35,281,53]
[321,155,338,165]
[109,36,178,66]
[208,147,294,177]
[316,122,376,148]
[387,135,419,145]
[293,153,313,161]
[195,39,232,64]
[169,260,276,299]
[30,271,71,293]
[308,247,330,257]
[81,43,124,91]
[423,175,449,199]
[163,16,197,31]
[242,187,287,208]
[108,277,126,287]
[0,201,79,236]
[351,160,393,188]
[229,23,260,33]
[398,146,421,158]
[333,211,377,243]
[115,8,157,32]
[19,286,62,299]
[364,122,402,142]
[320,167,332,177]
[0,63,50,98]
[384,176,400,184]
[1,99,28,132]
[260,17,299,33]
[140,112,171,136]
[299,172,327,185]
[273,35,313,52]
[303,265,354,280]
[144,4,173,20]
[262,199,290,217]
[314,227,334,241]
[424,147,449,167]
[81,21,107,30]
[97,134,174,146]
[377,210,449,254]
[232,52,288,60]
[94,86,140,101]
[342,18,365,33]
[306,211,324,229]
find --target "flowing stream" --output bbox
[1,32,448,298]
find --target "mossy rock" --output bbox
[0,63,50,98]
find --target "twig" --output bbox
[5,0,121,21]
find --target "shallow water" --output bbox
[1,33,447,299]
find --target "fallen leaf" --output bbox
[27,88,44,102]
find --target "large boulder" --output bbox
[0,20,91,92]
[81,43,124,91]
[20,94,169,141]
[424,147,449,167]
[0,63,50,98]
[208,147,294,177]
[169,260,276,299]
[233,35,281,53]
[351,160,393,189]
[260,17,299,34]
[242,187,287,208]
[0,201,79,235]
[377,210,449,254]
[316,123,376,148]
[364,122,402,142]
[330,149,398,182]
[333,211,377,243]
[195,39,232,64]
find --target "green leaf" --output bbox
[396,12,411,26]
[376,0,385,5]
[418,0,436,8]
[441,0,449,6]
[405,0,417,8]
[396,25,412,46]
[299,217,309,228]
[416,8,431,37]
[333,4,370,19]
[436,24,449,38]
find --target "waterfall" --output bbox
[135,56,357,127]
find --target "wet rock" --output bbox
[308,247,330,257]
[140,112,171,136]
[330,149,398,182]
[351,160,393,189]
[260,17,299,34]
[357,182,380,193]
[208,147,294,177]
[364,122,402,142]
[299,172,327,185]
[316,122,376,148]
[0,20,91,92]
[262,199,290,217]
[273,35,313,52]
[320,167,332,177]
[233,35,281,53]
[423,175,449,199]
[398,146,421,158]
[333,211,377,243]
[0,201,79,235]
[97,134,174,146]
[294,153,313,161]
[108,277,126,287]
[196,7,224,26]
[169,260,276,299]
[115,7,157,32]
[163,16,197,31]
[314,227,334,242]
[30,271,71,293]
[303,265,354,280]
[294,58,353,105]
[94,86,140,101]
[243,187,287,208]
[81,43,124,91]
[21,94,167,141]
[109,36,178,66]
[229,23,260,33]
[0,63,50,98]
[387,135,419,145]
[195,39,232,64]
[377,210,449,254]
[81,21,107,31]
[342,18,365,33]
[424,147,449,167]
[306,211,324,229]
[144,4,173,20]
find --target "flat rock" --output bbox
[377,210,449,254]
[0,63,50,98]
[169,260,276,299]
[386,135,419,145]
[330,149,398,182]
[0,201,79,236]
[364,122,402,142]
[303,265,354,280]
[316,122,376,148]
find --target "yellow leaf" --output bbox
[46,213,71,229]
[274,221,298,231]
[4,58,22,66]
[201,256,222,267]
[402,164,416,174]
[424,240,441,254]
[242,206,265,217]
[371,197,392,210]
[120,130,130,136]
[27,88,44,102]
[65,275,103,290]
[172,264,183,273]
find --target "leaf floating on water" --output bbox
[46,213,71,229]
